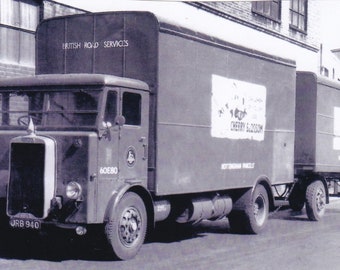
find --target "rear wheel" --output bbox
[305,180,326,221]
[105,192,147,260]
[229,185,269,234]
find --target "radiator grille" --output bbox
[8,143,45,218]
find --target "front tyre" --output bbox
[305,180,326,221]
[105,192,147,260]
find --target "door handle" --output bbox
[142,143,148,160]
[139,137,147,160]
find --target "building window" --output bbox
[0,0,39,66]
[0,0,39,31]
[290,0,307,32]
[252,0,281,22]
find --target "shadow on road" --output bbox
[0,218,231,262]
[269,207,311,222]
[269,203,340,221]
[1,205,337,262]
[148,218,230,244]
[0,224,115,262]
[0,218,233,262]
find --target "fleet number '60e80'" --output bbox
[99,167,118,175]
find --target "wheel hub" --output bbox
[254,195,266,226]
[316,188,326,212]
[119,207,142,247]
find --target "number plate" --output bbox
[9,218,41,230]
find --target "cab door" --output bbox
[118,89,149,186]
[97,89,120,212]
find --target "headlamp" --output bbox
[66,181,82,200]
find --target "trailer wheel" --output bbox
[305,180,326,221]
[105,192,147,260]
[229,185,269,234]
[288,185,305,211]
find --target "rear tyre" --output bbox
[105,192,147,260]
[229,185,269,234]
[288,185,305,211]
[305,180,326,221]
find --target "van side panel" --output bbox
[296,72,340,174]
[36,12,296,196]
[154,30,296,195]
[295,72,317,168]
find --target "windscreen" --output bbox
[0,90,100,129]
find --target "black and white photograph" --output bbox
[0,0,340,269]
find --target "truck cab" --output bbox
[0,73,150,230]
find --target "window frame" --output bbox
[103,90,118,126]
[0,89,100,129]
[289,0,308,33]
[0,0,39,31]
[252,0,282,22]
[0,0,39,65]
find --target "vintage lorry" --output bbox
[0,12,328,260]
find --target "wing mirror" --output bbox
[100,115,125,139]
[114,115,126,126]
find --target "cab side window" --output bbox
[104,91,117,125]
[122,92,141,126]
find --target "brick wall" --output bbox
[190,1,320,51]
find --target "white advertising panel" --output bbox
[211,74,267,141]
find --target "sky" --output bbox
[55,0,340,49]
[319,0,340,49]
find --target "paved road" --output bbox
[0,198,340,270]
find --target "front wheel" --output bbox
[305,180,326,221]
[229,185,269,234]
[105,192,147,260]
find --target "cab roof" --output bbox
[0,73,150,91]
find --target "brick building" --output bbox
[190,1,338,80]
[192,1,320,52]
[0,0,86,78]
[197,1,321,73]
